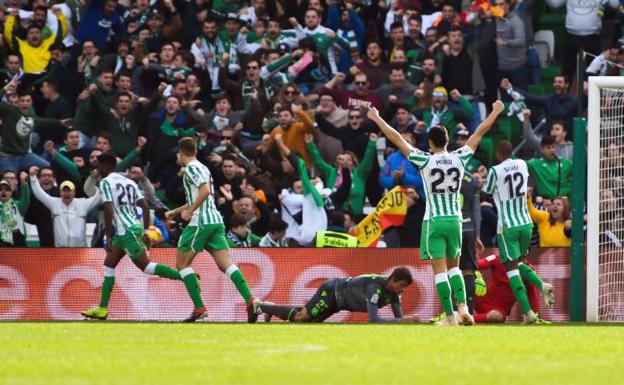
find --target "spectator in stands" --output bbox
[354,40,389,90]
[527,186,572,247]
[501,75,577,132]
[226,214,261,247]
[268,103,314,165]
[1,170,19,197]
[522,109,573,160]
[413,87,474,138]
[314,210,358,248]
[219,55,270,111]
[3,7,67,74]
[0,54,22,89]
[441,23,495,97]
[323,72,383,110]
[145,95,197,186]
[76,0,125,53]
[527,136,573,199]
[305,132,377,215]
[586,42,622,77]
[495,0,528,92]
[203,93,244,133]
[388,21,421,63]
[379,133,424,194]
[38,79,73,146]
[259,215,289,247]
[545,0,619,82]
[326,1,364,74]
[0,175,30,247]
[376,64,418,110]
[24,167,57,247]
[0,85,70,173]
[29,166,102,247]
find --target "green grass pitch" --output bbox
[1,323,623,385]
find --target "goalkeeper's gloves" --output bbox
[475,271,487,297]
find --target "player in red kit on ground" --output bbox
[474,254,556,323]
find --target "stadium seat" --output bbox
[537,0,566,60]
[534,30,555,67]
[528,84,545,96]
[540,66,561,94]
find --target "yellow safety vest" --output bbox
[315,230,358,248]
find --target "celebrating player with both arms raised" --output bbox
[368,101,505,326]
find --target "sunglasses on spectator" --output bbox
[285,90,299,95]
[349,115,362,119]
[355,81,367,86]
[221,136,234,141]
[432,92,446,97]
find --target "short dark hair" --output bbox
[389,267,413,285]
[389,63,405,73]
[26,24,42,33]
[43,78,60,92]
[390,22,404,31]
[268,215,288,233]
[554,74,569,84]
[65,127,79,138]
[448,25,463,34]
[229,214,249,229]
[222,154,237,164]
[96,152,117,168]
[551,120,567,131]
[116,91,132,100]
[409,14,422,23]
[178,137,198,156]
[428,125,448,147]
[329,210,346,228]
[305,8,321,17]
[541,135,556,147]
[496,140,513,159]
[96,131,112,142]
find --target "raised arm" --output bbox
[366,107,412,157]
[28,168,59,209]
[465,100,504,152]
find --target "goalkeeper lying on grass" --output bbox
[473,255,555,323]
[257,267,420,323]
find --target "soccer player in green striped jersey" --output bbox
[367,101,504,326]
[482,141,545,324]
[166,137,260,323]
[81,153,183,320]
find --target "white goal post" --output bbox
[587,76,624,322]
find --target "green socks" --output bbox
[154,264,182,280]
[180,267,204,309]
[448,267,467,305]
[99,276,115,308]
[226,265,253,304]
[507,270,532,315]
[435,273,454,316]
[519,263,544,290]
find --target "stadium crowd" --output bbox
[0,0,622,249]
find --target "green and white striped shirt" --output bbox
[483,158,532,232]
[183,160,223,226]
[100,173,143,235]
[408,145,474,220]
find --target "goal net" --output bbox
[587,77,624,322]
